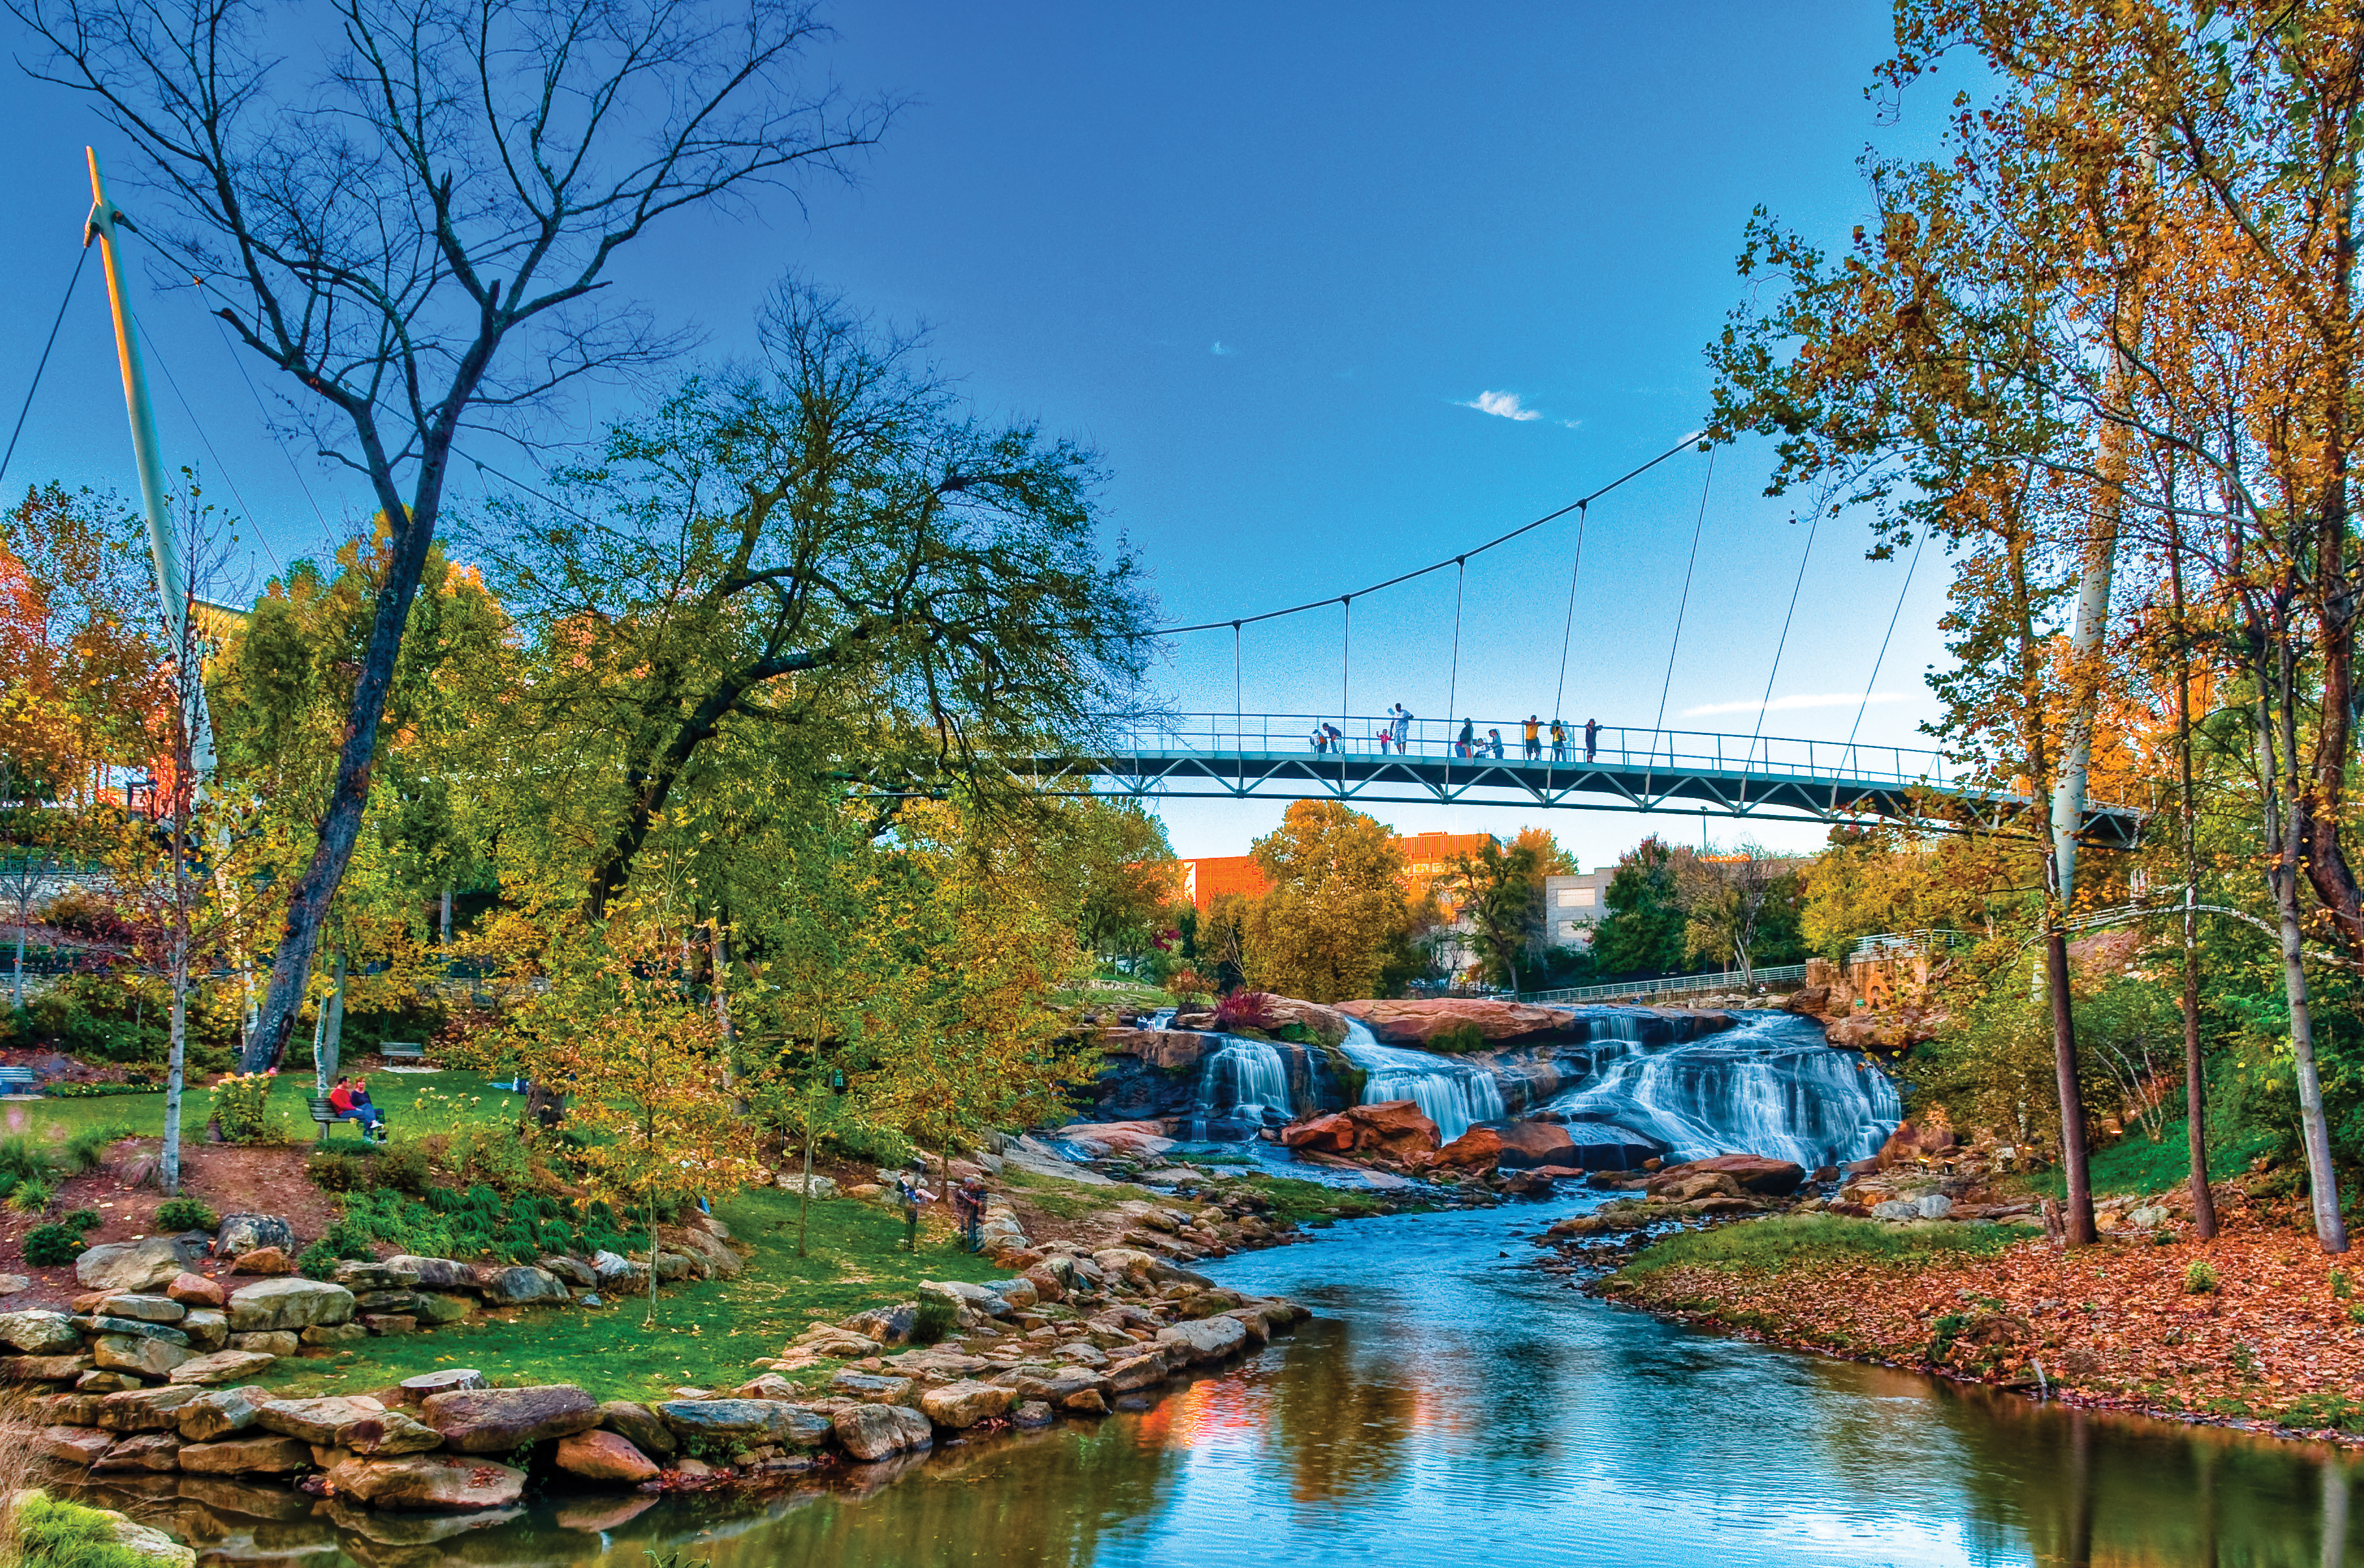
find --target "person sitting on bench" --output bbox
[327,1076,386,1141]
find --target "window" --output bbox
[1556,885,1596,908]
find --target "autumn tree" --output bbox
[1241,802,1409,1003]
[1676,844,1803,987]
[1434,838,1544,994]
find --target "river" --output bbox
[76,1193,2360,1566]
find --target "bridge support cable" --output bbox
[1740,511,1821,808]
[0,245,90,495]
[1444,556,1466,787]
[1845,522,1929,765]
[1646,445,1715,801]
[1545,499,1591,799]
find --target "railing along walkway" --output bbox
[1519,963,1810,1006]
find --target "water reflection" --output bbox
[59,1197,2363,1566]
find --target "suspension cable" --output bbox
[0,246,91,496]
[1232,620,1242,746]
[1339,595,1351,726]
[1147,431,1702,637]
[1847,524,1929,752]
[1652,445,1717,761]
[1445,557,1467,742]
[1747,512,1821,768]
[1551,499,1589,724]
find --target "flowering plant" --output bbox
[211,1070,277,1144]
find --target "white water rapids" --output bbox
[1336,1019,1506,1143]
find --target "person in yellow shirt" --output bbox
[1522,715,1541,760]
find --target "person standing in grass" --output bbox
[954,1176,987,1252]
[899,1176,935,1252]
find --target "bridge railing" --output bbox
[1099,712,1955,789]
[1519,963,1811,1005]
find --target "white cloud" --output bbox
[1682,692,1907,719]
[1458,390,1542,421]
[1210,341,1239,356]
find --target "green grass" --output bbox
[250,1185,1025,1403]
[1228,1171,1399,1225]
[14,1490,158,1568]
[2022,1117,2278,1200]
[0,1068,513,1150]
[1618,1213,2039,1277]
[995,1163,1152,1219]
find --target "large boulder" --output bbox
[1336,998,1581,1048]
[1429,1124,1505,1171]
[1343,1100,1441,1155]
[97,1384,203,1431]
[75,1237,191,1294]
[1155,1315,1249,1364]
[91,1335,190,1379]
[94,1294,184,1323]
[1051,1121,1177,1160]
[556,1428,660,1483]
[226,1279,355,1333]
[1279,1113,1357,1153]
[597,1400,677,1457]
[165,1273,225,1309]
[1661,1154,1807,1197]
[833,1402,934,1461]
[91,1432,181,1472]
[0,1311,81,1353]
[256,1395,386,1444]
[384,1256,481,1292]
[340,1409,446,1455]
[178,1433,311,1475]
[1099,1028,1215,1072]
[1490,1120,1578,1171]
[177,1389,262,1442]
[322,1452,526,1511]
[479,1266,571,1307]
[213,1215,296,1260]
[167,1349,278,1386]
[38,1425,113,1465]
[920,1380,1013,1430]
[420,1384,598,1452]
[652,1399,831,1448]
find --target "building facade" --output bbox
[1541,866,1617,950]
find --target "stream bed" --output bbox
[70,1195,2361,1565]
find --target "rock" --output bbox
[673,1229,743,1280]
[1489,1120,1579,1170]
[333,1261,423,1291]
[829,1371,917,1405]
[2129,1204,2170,1229]
[74,1313,192,1344]
[178,1432,311,1474]
[420,1383,599,1452]
[92,1431,181,1472]
[0,1310,82,1353]
[1014,1368,1113,1413]
[166,1349,278,1386]
[1645,1171,1745,1202]
[93,1334,191,1379]
[228,1247,291,1276]
[1107,1352,1170,1392]
[0,1275,27,1297]
[384,1256,480,1292]
[1156,1315,1249,1364]
[1099,1028,1215,1071]
[96,1293,187,1323]
[361,1314,418,1336]
[74,1371,139,1392]
[414,1293,475,1325]
[597,1400,677,1457]
[777,1171,839,1199]
[1663,1154,1808,1197]
[1049,1121,1177,1160]
[180,1309,227,1351]
[536,1255,597,1288]
[340,1408,446,1455]
[1344,1099,1443,1154]
[1279,1112,1357,1153]
[213,1215,296,1260]
[4,1354,94,1382]
[653,1399,833,1448]
[476,1266,571,1307]
[226,1278,355,1332]
[554,1428,660,1483]
[589,1251,646,1288]
[353,1289,428,1314]
[988,1277,1040,1310]
[98,1383,204,1431]
[833,1402,934,1461]
[735,1373,799,1400]
[400,1368,489,1401]
[76,1236,192,1294]
[920,1380,1014,1429]
[1871,1199,1922,1221]
[1336,997,1582,1047]
[38,1424,114,1465]
[840,1303,917,1346]
[300,1322,367,1347]
[176,1388,262,1442]
[165,1273,225,1308]
[323,1452,527,1511]
[255,1394,386,1444]
[1916,1193,1955,1220]
[89,1511,196,1568]
[1013,1400,1054,1428]
[227,1331,299,1357]
[1430,1124,1505,1171]
[36,1392,103,1426]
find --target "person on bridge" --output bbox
[1523,715,1541,760]
[1584,717,1600,763]
[1310,724,1329,754]
[1391,704,1412,749]
[1550,719,1568,761]
[1323,722,1343,753]
[1456,718,1475,757]
[1486,728,1505,758]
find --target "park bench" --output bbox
[308,1096,388,1143]
[379,1041,425,1062]
[0,1068,43,1096]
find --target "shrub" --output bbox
[1213,990,1283,1033]
[209,1071,277,1144]
[822,1119,916,1169]
[377,1141,435,1196]
[8,1179,52,1216]
[1428,1021,1488,1054]
[45,1082,163,1098]
[296,1219,375,1280]
[23,1210,98,1267]
[912,1293,958,1346]
[2186,1258,2220,1294]
[57,1124,127,1175]
[0,1137,48,1187]
[155,1197,219,1233]
[305,1149,377,1193]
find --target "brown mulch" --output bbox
[1601,1191,2364,1442]
[0,1141,341,1310]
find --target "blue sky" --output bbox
[0,2,1960,866]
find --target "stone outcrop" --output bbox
[225,1279,355,1333]
[1336,998,1583,1048]
[321,1451,526,1511]
[555,1428,660,1482]
[212,1215,296,1260]
[76,1238,193,1294]
[420,1383,599,1452]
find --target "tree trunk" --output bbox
[161,833,189,1197]
[312,951,347,1095]
[2167,488,2217,1240]
[440,888,452,946]
[798,1124,814,1260]
[2045,916,2096,1245]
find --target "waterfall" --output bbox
[1337,1020,1507,1143]
[1190,1033,1295,1135]
[1542,1011,1900,1169]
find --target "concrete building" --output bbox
[1542,866,1617,950]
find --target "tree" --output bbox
[1435,838,1544,994]
[1196,893,1252,994]
[1676,844,1800,988]
[1241,801,1410,1003]
[470,284,1153,918]
[13,0,892,1072]
[1589,837,1690,981]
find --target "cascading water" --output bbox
[1189,1033,1295,1136]
[1336,1019,1505,1143]
[1542,1011,1900,1169]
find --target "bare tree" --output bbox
[1675,843,1795,990]
[12,0,890,1069]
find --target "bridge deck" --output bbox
[1021,715,2140,846]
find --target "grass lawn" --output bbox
[2021,1117,2279,1200]
[251,1184,1023,1404]
[1619,1213,2039,1277]
[5,1069,515,1149]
